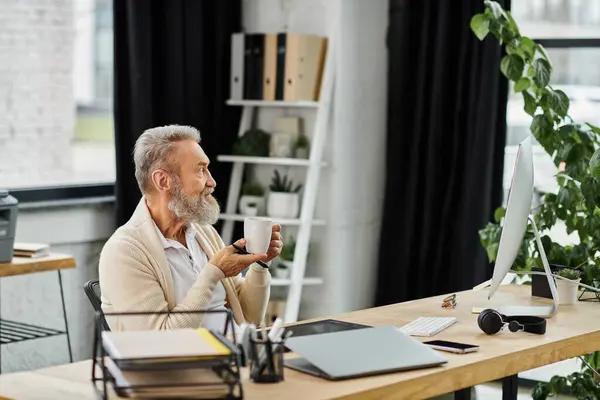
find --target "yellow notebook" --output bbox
[101,328,232,363]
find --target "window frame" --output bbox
[535,38,600,48]
[9,183,115,206]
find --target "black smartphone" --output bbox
[423,340,479,354]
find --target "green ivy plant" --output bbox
[471,1,600,282]
[470,2,600,398]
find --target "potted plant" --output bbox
[245,201,259,217]
[267,170,302,218]
[470,2,600,398]
[556,268,581,306]
[232,128,271,157]
[295,134,310,159]
[531,264,565,299]
[239,182,265,216]
[274,260,291,279]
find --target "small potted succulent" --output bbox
[245,201,259,216]
[556,268,581,305]
[294,134,310,159]
[239,182,265,216]
[267,170,302,218]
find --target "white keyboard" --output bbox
[398,317,457,337]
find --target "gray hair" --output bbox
[133,125,201,194]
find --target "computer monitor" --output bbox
[486,136,558,317]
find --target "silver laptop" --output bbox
[284,325,447,380]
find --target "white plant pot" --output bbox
[274,266,291,279]
[239,195,265,215]
[295,147,309,159]
[274,260,292,279]
[557,278,580,305]
[245,206,258,216]
[267,192,299,218]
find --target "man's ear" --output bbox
[150,169,171,193]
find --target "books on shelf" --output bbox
[13,242,50,258]
[230,32,327,102]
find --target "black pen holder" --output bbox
[249,338,284,383]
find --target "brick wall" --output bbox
[0,0,75,189]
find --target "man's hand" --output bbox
[210,239,268,277]
[265,224,283,262]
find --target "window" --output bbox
[504,1,600,201]
[0,0,115,197]
[514,0,600,39]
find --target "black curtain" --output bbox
[113,0,241,226]
[375,0,510,305]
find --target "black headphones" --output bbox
[477,309,546,335]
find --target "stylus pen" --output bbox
[231,244,270,269]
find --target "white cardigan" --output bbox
[98,198,271,331]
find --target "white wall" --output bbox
[242,0,389,318]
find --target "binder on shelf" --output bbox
[284,34,327,101]
[263,33,277,101]
[230,33,245,100]
[92,310,243,400]
[243,33,264,100]
[230,32,327,102]
[275,33,287,100]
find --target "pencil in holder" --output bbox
[249,337,284,383]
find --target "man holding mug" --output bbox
[99,125,283,331]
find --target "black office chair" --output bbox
[84,279,111,331]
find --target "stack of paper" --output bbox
[100,328,238,398]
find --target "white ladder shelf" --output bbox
[217,33,336,323]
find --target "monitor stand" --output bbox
[478,215,559,318]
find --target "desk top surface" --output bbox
[2,284,600,400]
[0,253,76,277]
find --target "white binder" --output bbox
[230,33,244,100]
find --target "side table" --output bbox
[0,254,76,373]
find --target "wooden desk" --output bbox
[0,253,76,372]
[0,253,76,277]
[2,284,600,400]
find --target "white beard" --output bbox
[167,175,220,225]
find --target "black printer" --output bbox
[0,190,18,263]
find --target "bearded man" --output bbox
[99,125,282,331]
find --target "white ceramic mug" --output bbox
[244,217,272,254]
